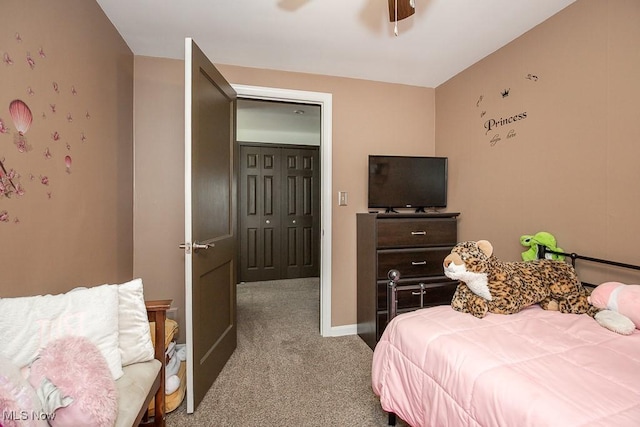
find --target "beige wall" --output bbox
[133,56,186,327]
[0,0,134,296]
[436,0,640,285]
[13,0,633,333]
[220,66,436,327]
[133,60,435,329]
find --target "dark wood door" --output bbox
[238,144,319,281]
[281,147,320,278]
[184,38,237,413]
[238,145,282,282]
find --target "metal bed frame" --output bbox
[383,248,640,426]
[538,246,640,286]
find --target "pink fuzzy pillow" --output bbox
[27,336,118,427]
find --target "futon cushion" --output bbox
[114,359,162,427]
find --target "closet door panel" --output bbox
[281,147,320,278]
[239,144,319,281]
[239,145,281,281]
[246,228,257,269]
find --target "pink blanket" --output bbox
[372,305,640,427]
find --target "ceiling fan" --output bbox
[388,0,415,35]
[388,0,415,22]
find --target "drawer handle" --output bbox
[411,290,426,296]
[411,261,427,266]
[411,231,427,235]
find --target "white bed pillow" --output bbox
[117,278,155,366]
[0,284,123,380]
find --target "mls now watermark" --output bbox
[3,410,56,422]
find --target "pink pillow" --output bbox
[0,355,48,427]
[589,282,640,330]
[27,336,118,427]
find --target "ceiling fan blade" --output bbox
[277,0,311,12]
[388,0,415,22]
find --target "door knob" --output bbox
[193,242,214,250]
[266,219,270,224]
[179,242,214,254]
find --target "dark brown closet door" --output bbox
[281,147,320,278]
[239,145,282,281]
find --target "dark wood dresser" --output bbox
[356,212,460,349]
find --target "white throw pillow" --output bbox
[0,284,123,380]
[117,278,155,366]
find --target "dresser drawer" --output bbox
[376,277,458,311]
[357,212,460,350]
[377,218,457,248]
[377,247,452,279]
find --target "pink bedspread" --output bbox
[372,305,640,427]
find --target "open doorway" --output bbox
[236,99,321,282]
[232,85,334,337]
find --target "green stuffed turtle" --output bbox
[520,231,565,261]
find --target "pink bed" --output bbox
[372,305,640,427]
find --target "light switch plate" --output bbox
[338,191,348,206]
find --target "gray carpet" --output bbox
[166,277,404,426]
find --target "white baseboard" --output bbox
[323,323,357,337]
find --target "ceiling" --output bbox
[95,0,577,88]
[236,99,321,142]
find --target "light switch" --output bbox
[338,191,348,206]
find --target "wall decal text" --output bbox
[484,112,527,134]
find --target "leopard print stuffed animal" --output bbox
[443,240,634,334]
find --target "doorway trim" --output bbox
[232,84,335,337]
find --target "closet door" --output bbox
[239,145,282,281]
[281,147,320,279]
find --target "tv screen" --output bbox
[368,155,448,211]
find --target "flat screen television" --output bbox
[368,155,448,212]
